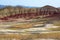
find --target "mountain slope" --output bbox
[0,5,60,22]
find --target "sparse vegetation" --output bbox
[53,21,60,26]
[47,27,60,31]
[0,32,60,40]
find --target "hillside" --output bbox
[0,5,60,21]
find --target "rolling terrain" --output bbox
[0,5,60,40]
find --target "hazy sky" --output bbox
[0,0,60,7]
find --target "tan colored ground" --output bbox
[11,22,44,29]
[0,32,60,40]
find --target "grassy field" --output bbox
[0,18,60,40]
[53,21,60,26]
[47,27,60,31]
[0,32,60,40]
[6,21,45,30]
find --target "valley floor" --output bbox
[0,19,60,40]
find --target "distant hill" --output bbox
[0,5,60,21]
[0,5,5,9]
[0,5,39,9]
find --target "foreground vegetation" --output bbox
[0,32,59,40]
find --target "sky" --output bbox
[0,0,60,7]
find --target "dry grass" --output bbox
[53,21,60,26]
[10,22,44,29]
[0,32,60,40]
[48,27,60,31]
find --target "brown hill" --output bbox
[0,5,60,21]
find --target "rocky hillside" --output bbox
[0,5,60,21]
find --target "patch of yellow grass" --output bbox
[0,32,60,39]
[12,22,44,29]
[53,21,60,26]
[47,27,60,31]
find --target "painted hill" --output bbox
[0,5,60,21]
